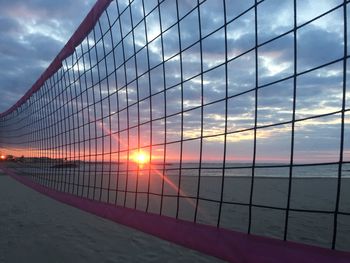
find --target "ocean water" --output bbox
[10,160,350,178]
[42,161,350,177]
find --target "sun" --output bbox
[131,150,149,165]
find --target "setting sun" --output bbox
[131,150,149,165]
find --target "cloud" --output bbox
[257,0,294,43]
[0,0,96,113]
[297,23,343,72]
[0,16,22,35]
[0,0,347,163]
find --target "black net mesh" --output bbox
[0,0,349,252]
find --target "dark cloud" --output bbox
[297,24,343,72]
[257,0,294,43]
[0,16,22,34]
[0,0,95,21]
[0,0,96,113]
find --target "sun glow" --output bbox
[131,150,149,165]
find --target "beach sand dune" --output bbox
[0,173,223,263]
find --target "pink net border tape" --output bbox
[1,166,349,263]
[0,0,112,118]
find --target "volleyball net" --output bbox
[0,0,350,261]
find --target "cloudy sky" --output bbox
[0,0,96,111]
[0,0,349,164]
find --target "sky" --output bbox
[0,0,349,164]
[0,0,96,111]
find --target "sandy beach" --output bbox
[3,161,350,253]
[0,172,223,263]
